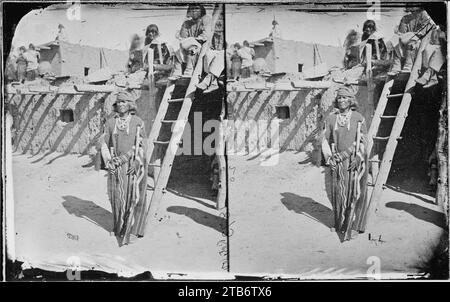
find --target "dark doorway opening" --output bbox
[386,81,444,199]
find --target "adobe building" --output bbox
[251,37,345,74]
[38,41,128,78]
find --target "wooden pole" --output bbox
[145,3,224,226]
[74,84,116,93]
[216,101,227,210]
[365,31,432,236]
[436,89,448,211]
[366,43,374,117]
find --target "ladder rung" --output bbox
[369,159,381,162]
[154,140,170,144]
[168,98,184,103]
[367,183,387,189]
[148,163,161,167]
[373,136,402,140]
[387,93,404,98]
[380,115,397,119]
[161,119,177,123]
[373,136,390,140]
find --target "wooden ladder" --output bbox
[364,31,433,232]
[144,5,223,226]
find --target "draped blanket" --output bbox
[103,115,148,246]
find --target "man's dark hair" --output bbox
[363,20,376,32]
[243,40,250,47]
[145,24,159,37]
[187,4,206,17]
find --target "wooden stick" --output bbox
[74,84,116,93]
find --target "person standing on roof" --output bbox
[230,43,242,80]
[269,19,282,39]
[15,46,28,83]
[237,40,255,79]
[24,44,40,81]
[55,24,68,42]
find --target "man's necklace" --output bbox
[336,110,352,129]
[116,114,131,132]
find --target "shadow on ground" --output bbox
[280,192,334,229]
[385,201,446,229]
[166,206,226,234]
[62,195,113,233]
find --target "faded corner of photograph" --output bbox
[225,2,449,279]
[2,0,449,283]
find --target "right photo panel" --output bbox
[225,3,448,278]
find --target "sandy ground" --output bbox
[228,151,447,278]
[12,152,225,278]
[11,149,447,279]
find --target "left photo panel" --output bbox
[4,2,228,279]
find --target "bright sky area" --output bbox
[11,3,407,53]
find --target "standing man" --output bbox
[321,86,369,241]
[230,43,242,80]
[238,40,255,79]
[24,44,39,81]
[55,24,68,42]
[269,19,282,39]
[101,90,148,246]
[12,46,27,82]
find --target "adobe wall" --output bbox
[272,39,344,74]
[227,83,372,153]
[9,88,157,156]
[58,42,128,77]
[254,42,276,73]
[39,45,62,76]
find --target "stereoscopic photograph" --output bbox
[2,0,449,281]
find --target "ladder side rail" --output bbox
[365,32,432,233]
[146,4,224,222]
[367,79,394,156]
[146,83,176,162]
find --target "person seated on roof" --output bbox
[169,4,212,80]
[143,24,173,81]
[416,26,446,88]
[359,20,389,63]
[387,6,436,76]
[196,9,225,93]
